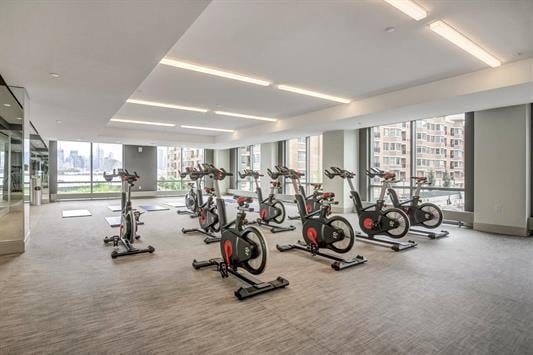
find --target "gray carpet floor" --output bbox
[1,198,533,354]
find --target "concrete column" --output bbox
[464,112,475,212]
[322,130,358,213]
[214,149,230,194]
[473,104,531,236]
[260,142,278,193]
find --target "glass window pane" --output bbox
[157,146,204,191]
[415,114,465,210]
[92,143,122,193]
[182,148,204,170]
[252,144,261,171]
[57,141,91,193]
[309,135,322,184]
[286,137,307,193]
[286,137,307,183]
[237,146,252,191]
[370,122,411,189]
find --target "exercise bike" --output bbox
[369,168,449,239]
[239,168,295,233]
[192,165,289,300]
[181,164,221,244]
[276,168,367,270]
[103,169,155,259]
[326,167,416,251]
[177,166,203,217]
[280,165,322,221]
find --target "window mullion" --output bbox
[306,136,310,194]
[410,121,416,198]
[90,142,93,195]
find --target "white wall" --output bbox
[474,104,531,236]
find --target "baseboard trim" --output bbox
[473,222,530,236]
[0,239,25,256]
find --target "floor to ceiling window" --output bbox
[157,146,204,191]
[57,141,122,194]
[285,135,323,193]
[237,145,261,191]
[57,141,91,193]
[415,115,465,210]
[92,143,122,192]
[370,122,411,201]
[369,114,466,210]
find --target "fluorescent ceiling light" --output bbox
[214,111,277,122]
[430,21,501,68]
[127,99,208,113]
[3,103,11,107]
[160,58,271,86]
[181,125,234,133]
[383,0,427,21]
[277,85,351,104]
[110,118,175,127]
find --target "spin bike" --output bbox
[177,166,203,217]
[276,168,367,270]
[239,168,295,233]
[193,165,289,300]
[369,168,449,239]
[181,164,221,244]
[280,165,322,221]
[103,169,155,258]
[326,167,416,251]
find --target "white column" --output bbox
[474,104,531,236]
[214,149,230,194]
[260,142,278,193]
[322,130,358,213]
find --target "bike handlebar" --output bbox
[238,169,264,179]
[267,168,283,180]
[199,163,233,180]
[324,166,356,179]
[103,169,139,182]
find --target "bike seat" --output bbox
[187,183,194,188]
[383,172,396,180]
[411,176,428,183]
[320,192,335,200]
[204,187,215,194]
[235,196,253,206]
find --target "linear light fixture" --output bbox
[383,0,427,21]
[430,21,501,68]
[110,118,175,127]
[214,110,277,122]
[127,99,208,113]
[160,58,271,86]
[181,125,234,133]
[277,85,351,104]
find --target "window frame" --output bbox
[284,135,323,194]
[236,145,260,191]
[368,116,466,211]
[156,146,204,192]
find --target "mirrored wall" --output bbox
[0,78,25,252]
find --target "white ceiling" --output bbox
[0,0,210,142]
[1,0,532,147]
